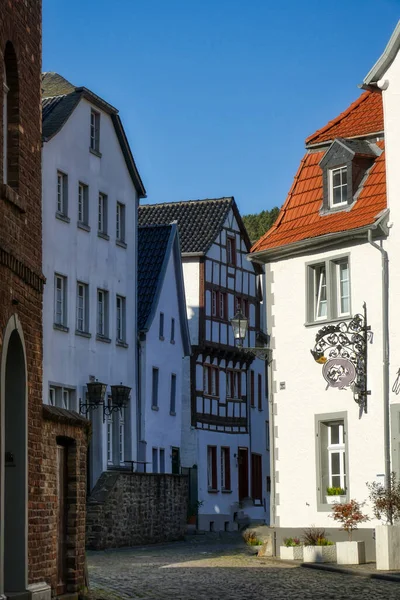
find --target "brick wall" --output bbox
[86,472,189,550]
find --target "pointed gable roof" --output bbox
[251,90,387,257]
[41,72,146,198]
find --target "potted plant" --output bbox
[329,499,369,564]
[326,486,346,505]
[302,527,336,563]
[280,537,303,560]
[367,473,400,570]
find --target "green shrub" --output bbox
[243,530,263,546]
[283,537,301,547]
[326,487,346,496]
[302,527,333,546]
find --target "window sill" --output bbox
[96,334,111,344]
[97,231,110,241]
[221,489,232,494]
[151,405,159,411]
[207,488,219,494]
[258,408,263,412]
[305,314,351,328]
[1,184,26,212]
[169,411,176,417]
[53,323,69,333]
[77,221,90,232]
[75,330,91,339]
[55,211,70,224]
[116,239,127,249]
[89,147,102,158]
[116,340,129,348]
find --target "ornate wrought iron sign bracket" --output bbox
[310,303,372,414]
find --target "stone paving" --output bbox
[87,538,400,599]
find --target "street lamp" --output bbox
[230,309,249,348]
[79,380,107,416]
[103,384,131,417]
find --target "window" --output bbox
[49,385,75,410]
[152,447,158,473]
[107,404,113,464]
[76,282,88,333]
[170,373,176,414]
[159,448,165,474]
[308,257,350,323]
[316,413,348,508]
[54,274,67,327]
[266,420,270,452]
[98,192,108,235]
[57,171,68,216]
[219,292,227,320]
[170,318,175,343]
[235,296,249,317]
[152,368,159,408]
[226,370,241,399]
[207,446,217,490]
[227,236,236,265]
[211,290,226,320]
[116,295,126,342]
[159,312,164,339]
[212,290,217,317]
[62,389,69,410]
[49,387,55,406]
[250,370,255,407]
[90,109,100,152]
[119,407,125,464]
[116,202,125,243]
[78,183,89,225]
[221,447,231,491]
[251,453,262,504]
[97,289,109,337]
[204,365,219,397]
[329,166,347,207]
[258,374,262,410]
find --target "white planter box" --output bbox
[303,545,336,563]
[326,495,346,505]
[280,546,303,560]
[336,541,366,565]
[375,525,400,570]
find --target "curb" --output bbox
[300,561,400,583]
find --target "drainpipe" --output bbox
[367,230,391,521]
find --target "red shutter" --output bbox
[250,371,255,407]
[258,374,262,410]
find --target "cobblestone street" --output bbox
[87,539,400,599]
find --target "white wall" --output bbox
[182,259,200,345]
[42,97,138,488]
[142,248,185,473]
[269,242,384,528]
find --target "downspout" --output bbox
[136,337,142,466]
[367,230,391,520]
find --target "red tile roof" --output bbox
[306,90,383,146]
[251,91,386,255]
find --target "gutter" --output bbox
[367,230,391,521]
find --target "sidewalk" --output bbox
[300,560,400,583]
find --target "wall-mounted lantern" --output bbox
[79,380,107,416]
[230,310,272,362]
[103,384,131,417]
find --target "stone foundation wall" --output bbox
[86,471,188,550]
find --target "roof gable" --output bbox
[364,20,400,85]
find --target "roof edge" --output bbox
[364,20,400,85]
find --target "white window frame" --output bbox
[98,192,107,234]
[327,423,346,490]
[78,182,89,225]
[307,256,351,324]
[76,282,88,333]
[54,274,67,326]
[116,202,125,243]
[116,295,126,342]
[57,171,68,216]
[49,387,55,406]
[90,109,100,152]
[329,166,348,208]
[97,289,108,337]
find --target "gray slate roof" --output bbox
[138,197,234,255]
[138,224,173,331]
[41,72,146,197]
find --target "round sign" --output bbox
[322,358,356,390]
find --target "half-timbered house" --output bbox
[139,197,270,531]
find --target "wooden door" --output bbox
[57,444,68,596]
[238,447,249,501]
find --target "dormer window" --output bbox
[330,166,347,207]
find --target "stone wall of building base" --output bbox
[86,472,188,550]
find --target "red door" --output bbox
[57,444,68,596]
[238,447,249,501]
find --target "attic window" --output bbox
[329,166,348,207]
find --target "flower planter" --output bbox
[280,546,303,560]
[336,541,366,565]
[375,525,400,570]
[326,495,346,505]
[303,545,336,563]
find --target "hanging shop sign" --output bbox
[310,303,372,413]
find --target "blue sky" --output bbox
[43,1,399,216]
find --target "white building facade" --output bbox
[139,198,270,531]
[42,73,146,489]
[250,62,393,558]
[137,224,191,475]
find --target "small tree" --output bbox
[367,472,400,525]
[329,499,369,540]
